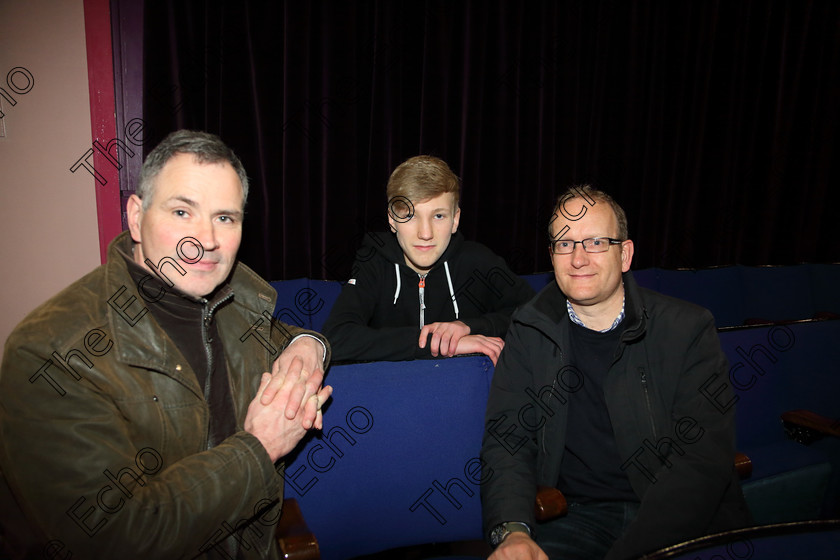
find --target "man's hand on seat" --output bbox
[419,320,471,357]
[489,532,548,560]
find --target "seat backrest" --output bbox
[269,279,343,331]
[270,265,840,329]
[739,265,815,323]
[718,319,840,449]
[281,318,839,558]
[270,278,312,329]
[283,356,495,560]
[656,267,745,327]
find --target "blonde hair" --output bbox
[386,156,460,219]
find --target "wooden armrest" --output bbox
[735,451,752,479]
[535,485,568,522]
[534,452,752,523]
[782,409,840,445]
[276,498,320,560]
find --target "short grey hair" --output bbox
[137,130,249,209]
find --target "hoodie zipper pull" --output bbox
[418,275,427,328]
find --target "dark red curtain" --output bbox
[140,0,840,281]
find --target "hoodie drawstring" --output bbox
[393,263,401,304]
[391,261,460,322]
[444,261,460,319]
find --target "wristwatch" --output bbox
[489,521,533,547]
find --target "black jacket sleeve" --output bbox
[480,320,541,536]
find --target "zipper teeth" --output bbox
[203,296,228,396]
[541,347,562,454]
[202,309,213,390]
[202,308,213,451]
[202,293,231,451]
[418,274,427,329]
[543,373,559,453]
[639,366,657,439]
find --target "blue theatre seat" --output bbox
[282,356,494,560]
[719,319,840,524]
[654,267,744,327]
[269,266,840,557]
[280,319,840,557]
[270,279,344,332]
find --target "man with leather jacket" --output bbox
[0,131,332,559]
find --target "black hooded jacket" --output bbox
[322,231,535,362]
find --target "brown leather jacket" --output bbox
[0,231,329,559]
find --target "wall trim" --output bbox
[82,0,121,263]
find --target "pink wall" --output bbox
[0,0,101,361]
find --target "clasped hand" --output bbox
[244,337,332,462]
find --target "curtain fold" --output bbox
[141,0,840,281]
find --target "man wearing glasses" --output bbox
[481,186,750,560]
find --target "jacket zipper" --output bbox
[201,306,214,450]
[538,344,565,454]
[542,370,563,454]
[202,295,229,451]
[418,274,427,328]
[639,366,657,439]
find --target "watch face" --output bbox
[490,525,507,547]
[491,522,530,547]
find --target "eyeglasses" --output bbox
[549,237,623,255]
